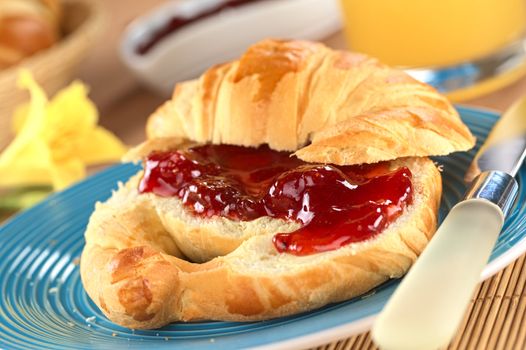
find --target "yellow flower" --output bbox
[0,70,127,190]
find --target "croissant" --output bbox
[146,39,475,165]
[82,156,441,328]
[80,39,475,329]
[0,0,62,69]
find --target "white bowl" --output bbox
[120,0,342,95]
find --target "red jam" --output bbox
[139,145,413,256]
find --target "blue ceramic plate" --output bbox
[1,106,526,350]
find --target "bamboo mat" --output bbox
[314,253,526,350]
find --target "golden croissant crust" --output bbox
[81,157,441,328]
[146,39,475,165]
[79,39,473,329]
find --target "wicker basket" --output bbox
[0,0,104,149]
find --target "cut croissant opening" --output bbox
[81,39,475,329]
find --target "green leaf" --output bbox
[0,186,52,211]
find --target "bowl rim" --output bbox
[119,0,340,69]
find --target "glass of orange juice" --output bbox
[339,0,526,100]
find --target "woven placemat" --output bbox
[314,253,526,350]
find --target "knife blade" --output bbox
[466,99,526,181]
[372,100,526,350]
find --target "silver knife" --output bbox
[372,99,526,350]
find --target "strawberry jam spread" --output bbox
[138,145,413,256]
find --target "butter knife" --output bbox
[372,100,526,350]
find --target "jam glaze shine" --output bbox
[138,145,413,256]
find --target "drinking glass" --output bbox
[339,0,526,100]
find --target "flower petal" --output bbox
[0,138,53,187]
[76,127,127,164]
[0,70,48,166]
[0,71,128,191]
[12,104,29,134]
[44,81,98,143]
[49,158,86,190]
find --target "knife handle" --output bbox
[372,198,504,350]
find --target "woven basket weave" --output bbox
[0,0,104,149]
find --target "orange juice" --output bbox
[339,0,526,67]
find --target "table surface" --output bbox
[73,1,526,349]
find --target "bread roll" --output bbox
[0,0,61,69]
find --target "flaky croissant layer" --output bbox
[147,39,475,165]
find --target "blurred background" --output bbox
[3,0,526,148]
[1,0,526,213]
